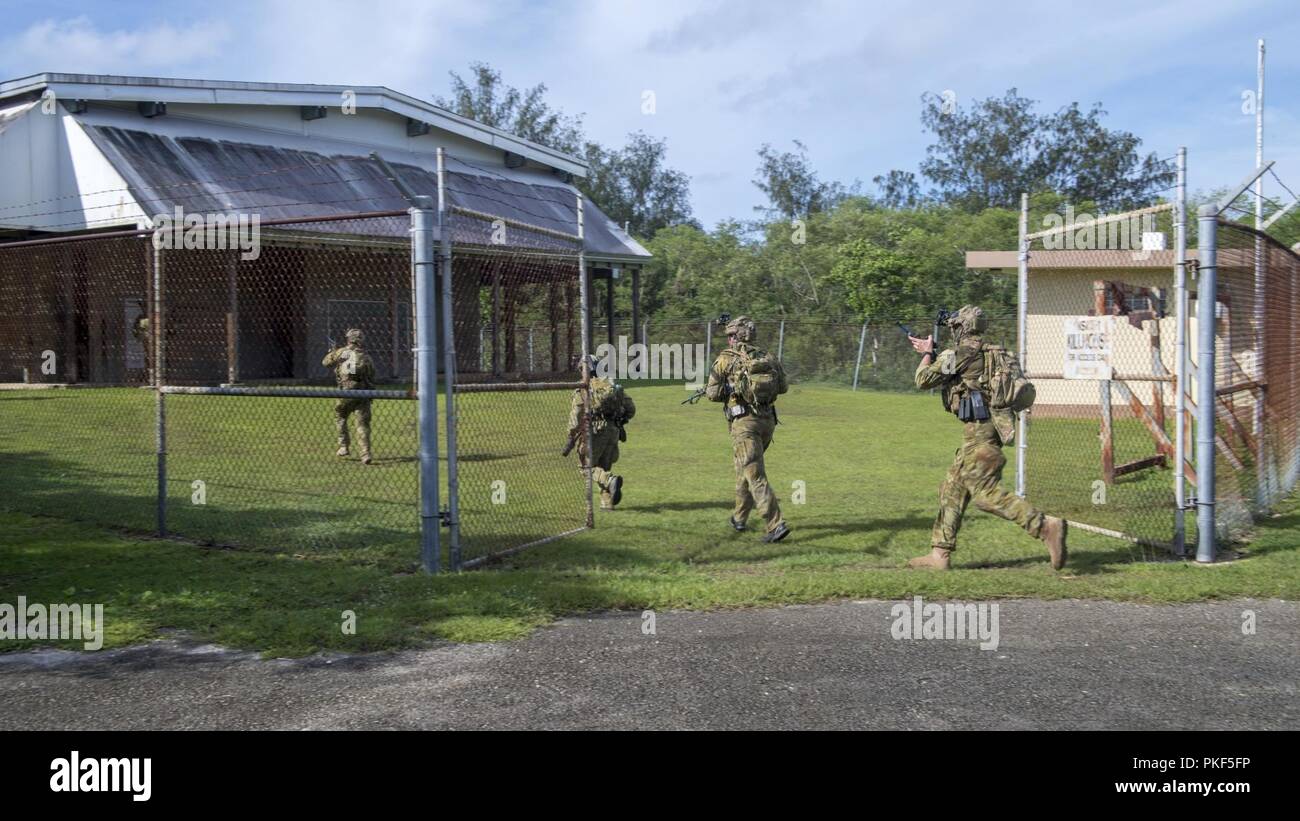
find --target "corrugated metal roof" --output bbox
[0,73,586,177]
[82,125,649,261]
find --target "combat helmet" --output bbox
[724,315,756,342]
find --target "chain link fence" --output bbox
[1210,219,1300,537]
[1020,203,1183,552]
[446,206,588,568]
[0,197,593,570]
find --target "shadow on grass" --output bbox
[0,449,422,571]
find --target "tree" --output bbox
[753,140,856,219]
[918,88,1173,212]
[584,132,695,238]
[435,62,584,154]
[873,169,922,209]
[436,64,693,238]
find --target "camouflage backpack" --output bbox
[589,378,625,419]
[733,347,786,407]
[338,348,376,388]
[979,345,1035,413]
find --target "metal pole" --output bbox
[437,148,460,571]
[412,199,442,573]
[852,320,868,390]
[777,319,785,360]
[1253,38,1268,507]
[704,320,713,366]
[1180,148,1190,558]
[1196,205,1218,563]
[153,245,166,537]
[577,192,593,528]
[1016,192,1029,497]
[1173,147,1188,554]
[226,253,239,385]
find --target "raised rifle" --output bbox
[561,428,579,457]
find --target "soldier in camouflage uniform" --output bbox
[706,315,791,543]
[566,365,635,510]
[323,328,377,465]
[908,305,1067,570]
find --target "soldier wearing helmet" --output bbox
[908,305,1067,570]
[565,353,636,510]
[704,315,791,543]
[323,327,377,465]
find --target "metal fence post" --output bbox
[153,244,167,537]
[704,319,713,366]
[777,319,785,360]
[1253,39,1269,509]
[577,192,594,528]
[852,320,868,390]
[436,147,460,570]
[1173,146,1188,554]
[1196,205,1218,563]
[1016,192,1029,497]
[412,198,442,573]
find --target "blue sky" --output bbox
[1,0,1297,227]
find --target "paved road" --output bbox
[1,599,1295,730]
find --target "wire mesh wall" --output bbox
[1211,219,1300,538]
[1020,209,1182,551]
[446,207,589,567]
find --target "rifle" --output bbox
[681,386,708,405]
[561,429,579,457]
[897,308,957,342]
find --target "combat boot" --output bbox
[1040,516,1068,570]
[336,446,350,458]
[607,475,623,507]
[761,521,790,543]
[906,547,951,570]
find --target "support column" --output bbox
[412,199,442,573]
[1196,206,1219,563]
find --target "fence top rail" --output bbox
[455,381,583,393]
[451,205,581,243]
[1025,202,1174,241]
[160,385,414,400]
[0,209,411,252]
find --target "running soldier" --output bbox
[908,305,1067,569]
[705,315,790,543]
[565,366,635,510]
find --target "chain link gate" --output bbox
[0,148,597,572]
[1018,196,1186,554]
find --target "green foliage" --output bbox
[436,63,693,240]
[753,140,858,219]
[583,132,696,237]
[918,88,1174,212]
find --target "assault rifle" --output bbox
[897,308,957,342]
[561,428,579,457]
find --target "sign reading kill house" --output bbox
[1063,316,1113,380]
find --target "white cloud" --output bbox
[2,16,233,75]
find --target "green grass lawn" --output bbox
[2,382,1298,657]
